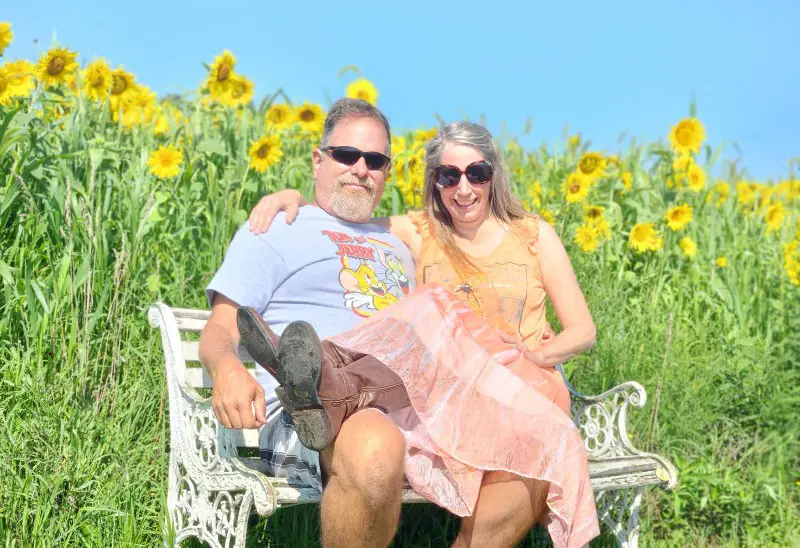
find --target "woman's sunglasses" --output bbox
[322,146,391,170]
[434,161,493,188]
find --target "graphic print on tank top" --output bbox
[422,261,529,335]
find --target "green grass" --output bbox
[0,91,798,547]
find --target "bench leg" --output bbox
[165,454,256,548]
[596,486,644,548]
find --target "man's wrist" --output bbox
[211,354,244,381]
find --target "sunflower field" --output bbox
[1,25,799,547]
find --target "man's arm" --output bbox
[199,293,267,429]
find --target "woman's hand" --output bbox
[248,189,308,234]
[497,330,557,369]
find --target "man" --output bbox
[200,98,546,548]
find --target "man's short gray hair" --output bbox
[319,98,392,157]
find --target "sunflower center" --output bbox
[91,73,105,88]
[580,157,598,174]
[587,208,601,219]
[47,56,66,76]
[675,125,692,146]
[256,144,270,159]
[217,64,231,83]
[569,183,581,194]
[299,109,315,122]
[111,76,128,95]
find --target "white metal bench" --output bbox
[149,303,678,548]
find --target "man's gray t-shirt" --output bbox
[206,205,416,417]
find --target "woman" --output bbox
[242,121,599,547]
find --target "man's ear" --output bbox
[312,148,323,178]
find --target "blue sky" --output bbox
[5,0,799,180]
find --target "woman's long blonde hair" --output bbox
[423,121,532,276]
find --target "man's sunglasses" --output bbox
[322,146,391,170]
[434,161,493,188]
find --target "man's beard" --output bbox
[330,176,377,222]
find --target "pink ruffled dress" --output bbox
[326,213,599,548]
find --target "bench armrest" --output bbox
[556,365,678,489]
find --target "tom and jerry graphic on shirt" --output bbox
[322,229,410,317]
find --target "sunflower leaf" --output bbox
[197,138,226,156]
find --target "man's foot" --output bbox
[275,321,335,451]
[237,307,280,377]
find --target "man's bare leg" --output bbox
[452,471,549,548]
[319,409,406,548]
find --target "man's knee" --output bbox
[330,409,405,505]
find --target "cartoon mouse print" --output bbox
[377,248,410,297]
[340,256,399,315]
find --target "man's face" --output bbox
[312,117,389,223]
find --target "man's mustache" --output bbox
[337,177,376,192]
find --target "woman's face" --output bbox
[436,144,492,229]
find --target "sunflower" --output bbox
[207,50,236,98]
[583,205,605,222]
[575,224,600,253]
[4,60,36,98]
[564,173,590,203]
[222,73,254,108]
[591,217,611,240]
[669,117,705,156]
[345,78,378,106]
[665,203,692,231]
[36,46,78,87]
[119,85,157,128]
[294,102,325,134]
[686,163,706,192]
[147,145,183,179]
[582,205,611,239]
[736,181,755,206]
[679,236,697,259]
[789,181,800,204]
[153,111,170,136]
[82,58,112,102]
[715,256,727,268]
[415,128,438,142]
[249,135,284,173]
[110,66,135,97]
[265,103,294,129]
[575,152,607,182]
[394,146,426,207]
[0,23,12,56]
[620,171,633,192]
[109,66,135,114]
[629,223,662,253]
[567,134,581,149]
[764,201,785,233]
[391,135,407,156]
[526,180,543,209]
[0,66,12,106]
[708,181,730,207]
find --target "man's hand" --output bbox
[211,356,268,429]
[200,294,268,430]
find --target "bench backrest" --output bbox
[150,303,262,450]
